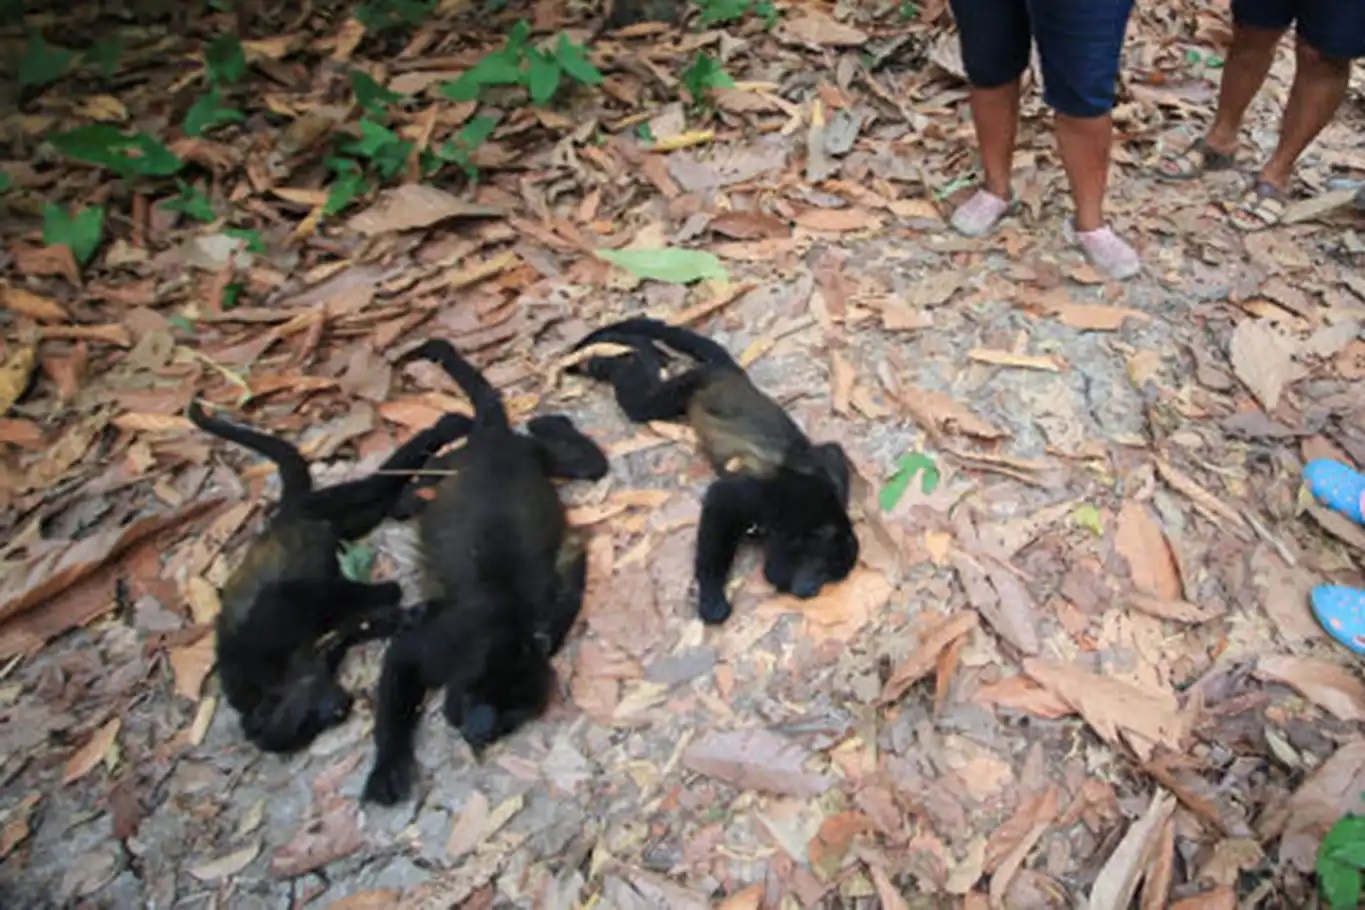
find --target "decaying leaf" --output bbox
[880,611,979,704]
[346,184,503,235]
[169,633,216,701]
[1228,318,1300,412]
[1114,501,1182,600]
[683,729,831,798]
[1024,659,1184,758]
[62,717,121,784]
[1256,656,1365,722]
[189,841,260,882]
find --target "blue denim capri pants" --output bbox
[946,0,1137,119]
[1233,0,1365,59]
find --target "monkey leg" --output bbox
[389,449,464,521]
[318,600,429,673]
[694,477,765,625]
[526,415,610,481]
[244,579,402,653]
[539,535,588,656]
[362,634,430,805]
[308,413,473,539]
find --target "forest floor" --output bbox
[2,1,1365,908]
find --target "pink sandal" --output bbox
[1068,222,1140,281]
[949,188,1015,238]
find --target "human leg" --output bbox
[1029,0,1140,278]
[945,0,1031,236]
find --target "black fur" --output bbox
[189,400,470,754]
[362,339,607,805]
[570,317,858,624]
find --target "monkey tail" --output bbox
[401,339,508,428]
[574,318,738,369]
[187,399,314,507]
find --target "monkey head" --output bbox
[241,665,354,753]
[762,448,859,600]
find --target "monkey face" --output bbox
[243,675,354,753]
[762,482,859,600]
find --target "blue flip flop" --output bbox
[1304,459,1365,525]
[1312,586,1365,656]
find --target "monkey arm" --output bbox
[694,476,766,625]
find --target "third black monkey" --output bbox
[362,339,608,805]
[569,317,858,625]
[188,400,471,754]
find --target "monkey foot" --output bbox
[948,188,1014,238]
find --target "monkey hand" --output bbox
[362,757,414,806]
[697,589,733,625]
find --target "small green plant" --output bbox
[19,34,76,87]
[1071,504,1104,537]
[1320,807,1365,909]
[880,452,940,512]
[680,52,735,105]
[355,0,436,32]
[694,0,776,28]
[183,88,244,137]
[205,34,247,85]
[429,114,499,181]
[49,125,183,179]
[85,37,123,78]
[350,69,404,115]
[42,203,105,266]
[224,227,265,253]
[160,181,217,222]
[440,21,602,106]
[338,542,375,582]
[898,1,919,19]
[0,171,12,192]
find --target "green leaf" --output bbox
[221,282,243,309]
[85,37,123,78]
[183,88,244,137]
[681,53,735,99]
[440,53,525,102]
[879,452,940,512]
[696,0,750,26]
[505,19,532,52]
[224,227,265,253]
[19,33,76,88]
[49,125,183,178]
[554,33,602,85]
[356,0,435,31]
[337,542,375,582]
[350,69,404,115]
[205,34,247,85]
[208,0,235,10]
[0,171,12,193]
[1072,504,1104,537]
[159,181,217,223]
[168,314,196,333]
[343,118,404,159]
[42,203,106,266]
[458,114,498,148]
[1319,855,1363,910]
[324,166,369,216]
[595,247,729,284]
[527,50,562,105]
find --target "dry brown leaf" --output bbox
[346,184,503,235]
[190,841,260,882]
[968,349,1067,372]
[950,551,1040,655]
[904,270,965,309]
[709,212,791,240]
[971,675,1074,719]
[778,12,869,45]
[793,207,882,233]
[880,612,979,704]
[1255,656,1365,722]
[682,729,831,797]
[270,798,364,878]
[1126,593,1222,624]
[1086,791,1176,910]
[1228,318,1299,412]
[1154,456,1250,537]
[170,633,216,701]
[762,566,890,642]
[1114,502,1182,600]
[0,342,36,415]
[446,790,490,860]
[1140,816,1176,910]
[1,286,68,322]
[1170,887,1236,910]
[808,811,873,880]
[1023,659,1183,757]
[1278,741,1365,871]
[0,499,221,628]
[323,891,402,910]
[898,385,1007,440]
[0,793,41,860]
[881,303,932,331]
[111,412,195,434]
[717,883,764,910]
[989,788,1060,905]
[830,351,855,416]
[63,717,121,784]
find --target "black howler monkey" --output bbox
[361,339,608,806]
[188,400,472,754]
[569,317,858,625]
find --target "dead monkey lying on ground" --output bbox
[362,339,608,806]
[570,317,859,625]
[187,400,471,753]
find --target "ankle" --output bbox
[1258,164,1291,191]
[982,179,1011,201]
[1205,123,1238,153]
[1073,213,1104,233]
